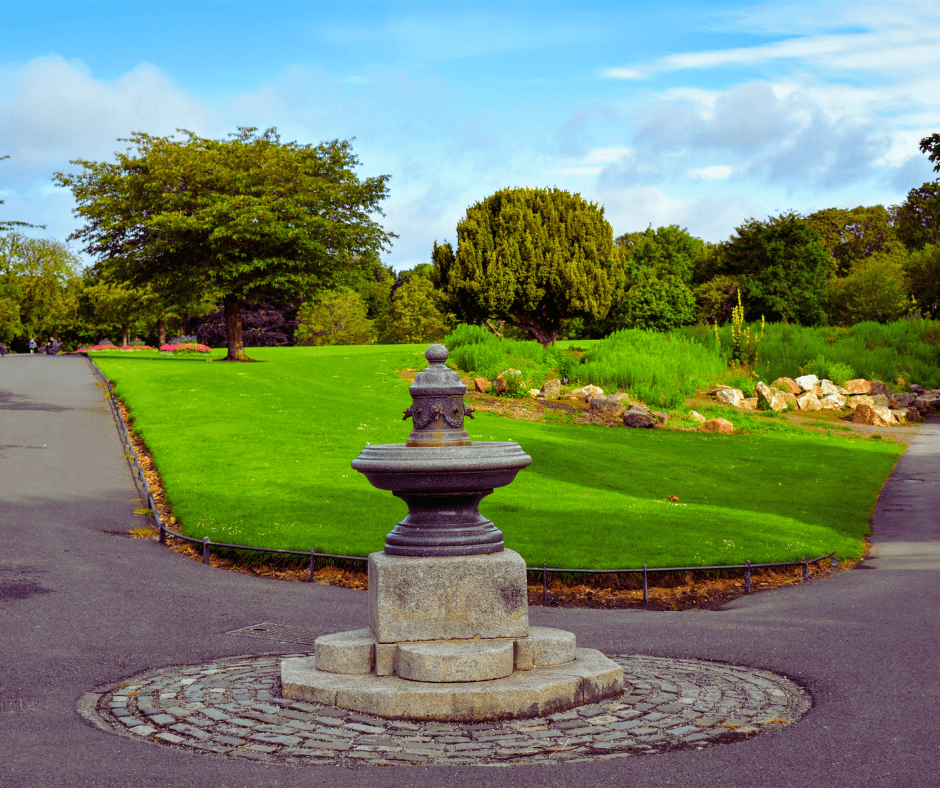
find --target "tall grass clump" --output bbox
[679,317,940,389]
[443,325,573,390]
[574,329,726,409]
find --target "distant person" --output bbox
[29,337,36,354]
[0,342,9,356]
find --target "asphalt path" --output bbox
[1,355,937,788]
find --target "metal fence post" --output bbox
[801,557,809,582]
[831,553,838,568]
[309,549,316,583]
[542,562,547,604]
[202,537,211,565]
[642,564,648,604]
[159,519,166,545]
[744,560,751,594]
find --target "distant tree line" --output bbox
[4,131,940,353]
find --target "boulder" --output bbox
[539,379,562,399]
[568,387,587,399]
[869,380,892,397]
[688,410,706,424]
[590,395,627,418]
[771,377,801,395]
[819,393,847,410]
[818,379,844,397]
[528,388,541,398]
[794,374,819,392]
[910,383,926,396]
[796,391,822,411]
[782,392,798,406]
[715,388,744,407]
[581,384,604,399]
[871,394,890,408]
[844,379,872,395]
[846,395,874,410]
[756,382,788,412]
[494,369,523,395]
[610,392,631,402]
[741,397,759,410]
[702,418,734,434]
[474,377,491,394]
[915,395,940,415]
[889,392,916,408]
[890,408,916,424]
[852,403,896,426]
[622,406,656,428]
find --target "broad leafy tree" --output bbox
[806,205,900,274]
[894,181,940,252]
[55,128,394,361]
[826,250,912,324]
[0,233,82,346]
[602,225,702,332]
[432,187,619,346]
[905,244,940,317]
[296,290,373,345]
[715,213,835,325]
[379,276,451,344]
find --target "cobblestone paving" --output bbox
[83,653,810,766]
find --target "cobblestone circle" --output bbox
[82,653,810,766]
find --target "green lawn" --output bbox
[92,346,904,569]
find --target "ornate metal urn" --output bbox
[281,343,624,722]
[352,344,531,557]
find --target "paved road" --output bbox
[1,355,937,788]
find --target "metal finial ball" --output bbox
[425,344,449,364]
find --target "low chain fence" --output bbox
[85,354,840,602]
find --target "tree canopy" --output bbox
[55,127,394,360]
[806,205,899,274]
[432,187,619,345]
[894,181,940,252]
[598,225,702,332]
[716,212,835,325]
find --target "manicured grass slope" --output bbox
[93,347,903,569]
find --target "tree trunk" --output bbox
[157,317,166,348]
[223,296,250,361]
[121,326,130,346]
[510,312,557,346]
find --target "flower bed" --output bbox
[81,344,158,352]
[160,341,212,354]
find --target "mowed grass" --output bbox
[92,346,904,569]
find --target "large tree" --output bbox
[0,232,81,346]
[894,181,940,252]
[602,225,703,332]
[715,213,835,325]
[805,205,899,275]
[55,127,394,360]
[432,187,619,345]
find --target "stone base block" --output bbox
[281,648,624,722]
[314,629,374,675]
[515,627,576,670]
[368,549,528,643]
[398,640,514,682]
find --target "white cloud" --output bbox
[584,146,633,164]
[686,165,734,180]
[0,56,215,178]
[605,1,940,80]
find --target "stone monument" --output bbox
[281,344,623,721]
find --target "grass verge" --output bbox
[92,345,903,570]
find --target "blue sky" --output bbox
[2,0,939,271]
